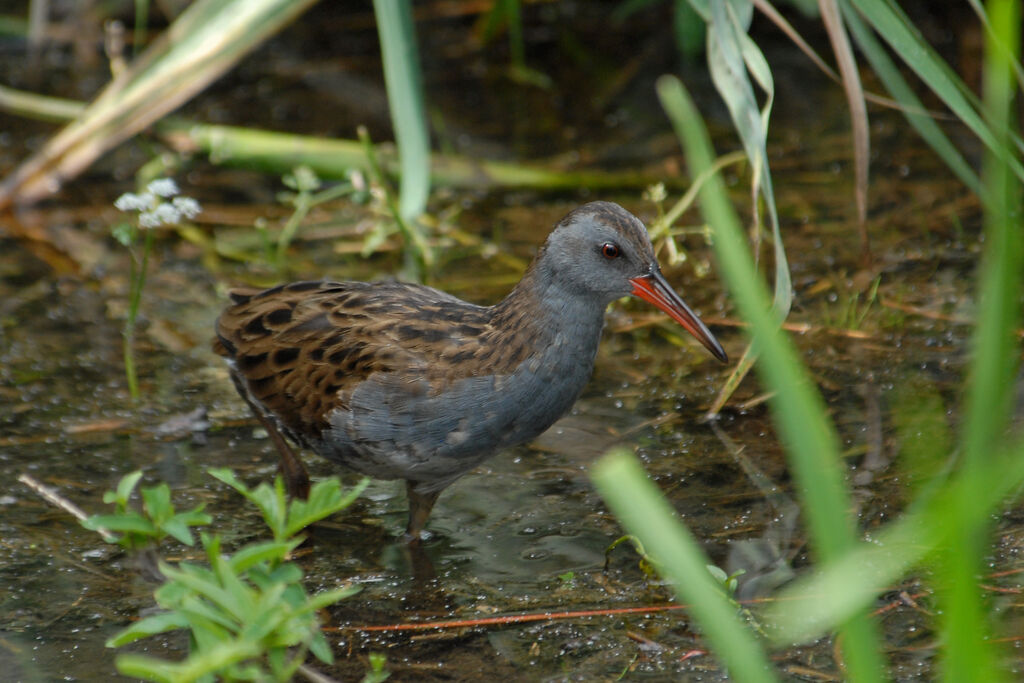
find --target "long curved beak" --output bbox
[629,269,728,363]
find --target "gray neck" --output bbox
[490,258,610,411]
[494,256,609,361]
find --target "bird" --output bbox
[213,201,727,540]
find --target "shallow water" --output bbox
[2,3,1023,681]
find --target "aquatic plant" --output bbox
[81,469,211,580]
[89,469,368,681]
[113,178,201,401]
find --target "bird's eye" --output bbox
[601,243,621,259]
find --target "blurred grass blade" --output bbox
[839,1,982,195]
[0,0,317,209]
[942,0,1022,679]
[766,507,936,644]
[373,0,430,222]
[959,0,1023,480]
[592,449,778,682]
[766,436,1024,643]
[819,0,870,261]
[658,74,885,680]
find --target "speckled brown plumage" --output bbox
[214,278,544,440]
[214,201,727,539]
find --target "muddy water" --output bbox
[2,5,1022,682]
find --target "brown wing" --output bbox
[213,280,535,439]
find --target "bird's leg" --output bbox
[250,407,310,500]
[404,482,441,542]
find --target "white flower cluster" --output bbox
[114,179,201,228]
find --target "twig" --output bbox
[17,473,117,542]
[296,664,341,683]
[337,604,690,633]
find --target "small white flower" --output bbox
[155,203,182,225]
[138,211,162,228]
[138,203,182,228]
[146,178,179,198]
[114,192,156,212]
[172,196,202,220]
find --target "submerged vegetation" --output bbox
[1,1,1021,680]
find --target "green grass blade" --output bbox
[686,2,793,412]
[851,0,1024,182]
[765,510,935,644]
[373,0,430,222]
[658,74,885,680]
[658,75,849,559]
[959,0,1023,474]
[702,3,792,318]
[941,1,1022,679]
[704,2,790,315]
[592,449,778,682]
[840,2,982,195]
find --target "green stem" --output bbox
[274,192,312,272]
[123,224,153,401]
[133,0,148,55]
[357,127,429,278]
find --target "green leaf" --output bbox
[362,653,391,683]
[159,564,245,620]
[207,467,248,496]
[840,1,981,195]
[162,508,213,545]
[308,629,334,664]
[210,550,256,622]
[141,483,174,523]
[285,165,320,193]
[113,470,145,508]
[115,639,261,682]
[106,611,190,647]
[284,476,369,538]
[701,1,791,318]
[209,469,288,539]
[174,597,240,636]
[112,653,182,682]
[111,222,135,247]
[83,512,157,536]
[228,539,302,574]
[265,563,303,587]
[305,584,361,611]
[244,479,288,539]
[240,582,291,641]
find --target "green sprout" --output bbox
[81,470,211,553]
[93,469,368,681]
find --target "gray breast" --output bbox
[318,322,603,491]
